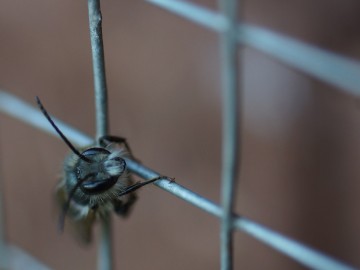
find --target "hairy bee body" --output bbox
[55,137,137,243]
[36,97,163,244]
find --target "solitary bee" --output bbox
[36,97,162,244]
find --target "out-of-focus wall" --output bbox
[1,0,360,269]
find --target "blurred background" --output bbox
[1,0,360,269]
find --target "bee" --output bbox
[36,97,163,244]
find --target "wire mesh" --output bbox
[0,91,356,270]
[0,0,360,270]
[147,0,360,96]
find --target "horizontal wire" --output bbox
[235,218,355,270]
[0,90,356,270]
[238,25,360,96]
[145,0,360,97]
[145,0,227,31]
[7,246,51,270]
[0,91,93,146]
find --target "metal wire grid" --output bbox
[0,0,360,270]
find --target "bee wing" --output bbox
[55,180,96,245]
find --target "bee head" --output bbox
[76,147,126,195]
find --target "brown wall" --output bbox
[1,0,360,269]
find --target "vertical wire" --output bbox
[0,150,9,269]
[218,0,240,270]
[88,0,109,141]
[98,216,112,270]
[87,1,112,270]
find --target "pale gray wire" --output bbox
[0,153,9,269]
[146,0,227,31]
[0,92,92,145]
[145,0,360,96]
[218,0,240,269]
[238,25,360,96]
[0,94,54,269]
[0,91,355,270]
[88,0,109,141]
[7,246,51,270]
[0,3,358,270]
[87,0,112,270]
[142,1,359,269]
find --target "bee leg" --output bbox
[118,176,172,197]
[114,176,173,217]
[113,193,137,217]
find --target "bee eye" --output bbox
[82,147,110,158]
[104,156,126,176]
[80,175,118,195]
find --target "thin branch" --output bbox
[0,91,356,270]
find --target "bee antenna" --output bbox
[36,96,91,163]
[58,173,96,232]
